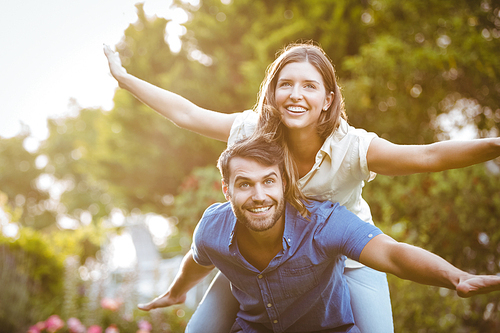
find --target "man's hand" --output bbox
[138,291,187,311]
[456,274,500,298]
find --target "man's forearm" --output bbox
[168,249,215,299]
[360,235,466,290]
[361,234,500,298]
[385,242,465,289]
[138,250,214,311]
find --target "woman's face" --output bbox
[274,61,333,134]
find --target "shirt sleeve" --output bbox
[227,110,258,146]
[191,210,214,267]
[316,203,383,261]
[347,125,379,182]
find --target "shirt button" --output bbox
[267,303,272,308]
[368,234,373,238]
[258,274,263,279]
[287,238,291,242]
[273,320,278,324]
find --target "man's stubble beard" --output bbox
[232,197,286,232]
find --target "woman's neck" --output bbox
[286,128,324,178]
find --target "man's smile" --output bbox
[247,206,272,214]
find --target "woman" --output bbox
[104,42,500,332]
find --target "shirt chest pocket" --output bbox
[279,257,319,298]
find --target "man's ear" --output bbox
[221,180,230,201]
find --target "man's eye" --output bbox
[264,179,275,184]
[239,183,249,188]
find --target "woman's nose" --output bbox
[290,85,302,101]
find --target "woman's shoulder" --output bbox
[325,119,379,148]
[228,110,258,145]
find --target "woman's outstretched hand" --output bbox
[103,44,128,84]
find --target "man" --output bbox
[139,137,500,333]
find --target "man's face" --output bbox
[224,157,286,232]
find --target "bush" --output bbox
[0,228,65,332]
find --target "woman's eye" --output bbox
[305,84,316,89]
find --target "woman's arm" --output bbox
[137,250,215,311]
[103,45,239,141]
[367,137,500,176]
[359,234,500,298]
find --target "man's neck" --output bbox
[236,215,285,272]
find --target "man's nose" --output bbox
[251,183,267,201]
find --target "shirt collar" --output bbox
[319,118,349,159]
[227,202,297,249]
[228,213,238,248]
[282,202,298,249]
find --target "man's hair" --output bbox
[217,136,309,216]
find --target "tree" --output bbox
[22,0,500,330]
[0,132,54,229]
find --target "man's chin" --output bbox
[243,212,281,232]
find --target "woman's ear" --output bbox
[323,91,334,111]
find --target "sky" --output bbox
[0,0,190,149]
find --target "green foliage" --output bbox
[341,0,500,142]
[172,165,225,233]
[0,227,65,332]
[364,164,500,330]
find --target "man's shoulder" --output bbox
[202,202,233,220]
[306,199,341,215]
[303,200,360,226]
[194,202,234,243]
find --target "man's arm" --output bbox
[359,234,500,297]
[138,249,215,311]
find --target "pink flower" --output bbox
[27,324,42,333]
[45,315,65,333]
[28,321,46,333]
[104,324,119,333]
[137,320,152,332]
[86,325,103,333]
[100,298,121,312]
[67,317,86,333]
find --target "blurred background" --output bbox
[1,0,500,332]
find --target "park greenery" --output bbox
[1,0,500,331]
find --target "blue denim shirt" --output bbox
[192,200,382,333]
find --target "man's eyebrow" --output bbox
[263,171,279,179]
[233,175,250,183]
[233,171,278,183]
